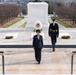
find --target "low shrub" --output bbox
[5,36,13,39]
[61,35,70,39]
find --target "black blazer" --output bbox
[33,35,43,48]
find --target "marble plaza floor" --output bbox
[0,48,76,74]
[0,29,76,45]
[0,20,76,74]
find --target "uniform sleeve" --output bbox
[48,24,51,37]
[57,24,59,37]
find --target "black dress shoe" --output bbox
[53,49,55,52]
[38,62,40,64]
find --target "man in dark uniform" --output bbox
[48,19,59,52]
[33,30,43,64]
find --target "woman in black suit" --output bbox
[33,30,43,64]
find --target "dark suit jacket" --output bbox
[33,35,43,48]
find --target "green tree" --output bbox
[22,9,27,14]
[45,1,53,14]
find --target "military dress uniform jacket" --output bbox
[33,35,43,48]
[48,23,59,43]
[48,23,59,37]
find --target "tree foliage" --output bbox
[45,1,54,14]
[51,1,76,26]
[0,4,20,26]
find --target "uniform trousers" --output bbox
[51,35,57,49]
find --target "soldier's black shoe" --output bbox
[53,49,55,52]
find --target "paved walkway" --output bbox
[0,16,76,74]
[8,18,27,29]
[0,48,76,74]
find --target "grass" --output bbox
[18,22,27,28]
[4,18,23,28]
[56,20,72,28]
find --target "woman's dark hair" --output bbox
[52,19,55,21]
[36,29,41,33]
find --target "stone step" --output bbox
[0,45,76,48]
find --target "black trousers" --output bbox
[34,48,42,62]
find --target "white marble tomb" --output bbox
[25,2,48,31]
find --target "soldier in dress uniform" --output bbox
[48,19,59,51]
[33,30,43,64]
